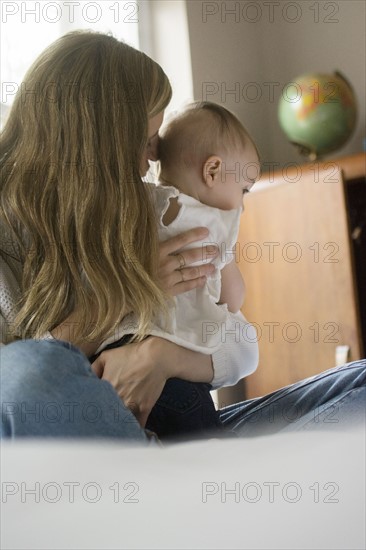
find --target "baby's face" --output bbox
[205,140,261,211]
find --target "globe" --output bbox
[278,72,357,160]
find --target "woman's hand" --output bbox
[92,337,168,428]
[158,227,218,296]
[91,336,214,427]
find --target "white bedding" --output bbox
[1,428,365,550]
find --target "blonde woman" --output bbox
[1,31,365,441]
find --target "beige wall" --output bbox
[139,1,194,113]
[186,0,366,169]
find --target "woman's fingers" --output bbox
[169,275,207,296]
[160,262,216,296]
[158,227,219,295]
[177,244,219,267]
[90,340,168,429]
[161,249,217,275]
[91,355,104,378]
[178,263,215,284]
[159,227,210,257]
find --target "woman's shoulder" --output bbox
[0,218,23,344]
[0,252,22,344]
[0,218,23,261]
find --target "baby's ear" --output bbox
[202,156,222,187]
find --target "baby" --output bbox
[156,101,260,329]
[97,102,260,440]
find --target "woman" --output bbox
[1,31,364,441]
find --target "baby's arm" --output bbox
[218,261,246,313]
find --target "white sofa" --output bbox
[1,428,365,549]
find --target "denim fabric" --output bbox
[0,339,149,442]
[220,360,366,436]
[1,339,365,441]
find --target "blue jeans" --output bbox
[0,340,149,443]
[1,339,365,441]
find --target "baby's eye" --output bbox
[242,189,250,195]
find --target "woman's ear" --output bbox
[202,156,222,187]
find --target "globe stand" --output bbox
[291,141,319,162]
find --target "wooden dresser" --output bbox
[219,152,366,403]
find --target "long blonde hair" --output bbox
[0,30,172,345]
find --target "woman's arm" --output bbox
[50,313,101,357]
[91,311,258,427]
[91,229,258,426]
[50,227,219,356]
[54,227,258,426]
[91,336,214,427]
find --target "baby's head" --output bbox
[158,101,261,210]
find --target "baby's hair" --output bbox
[159,101,255,173]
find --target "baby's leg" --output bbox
[146,378,227,441]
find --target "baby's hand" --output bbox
[219,262,245,313]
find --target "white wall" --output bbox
[186,0,366,169]
[139,0,194,114]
